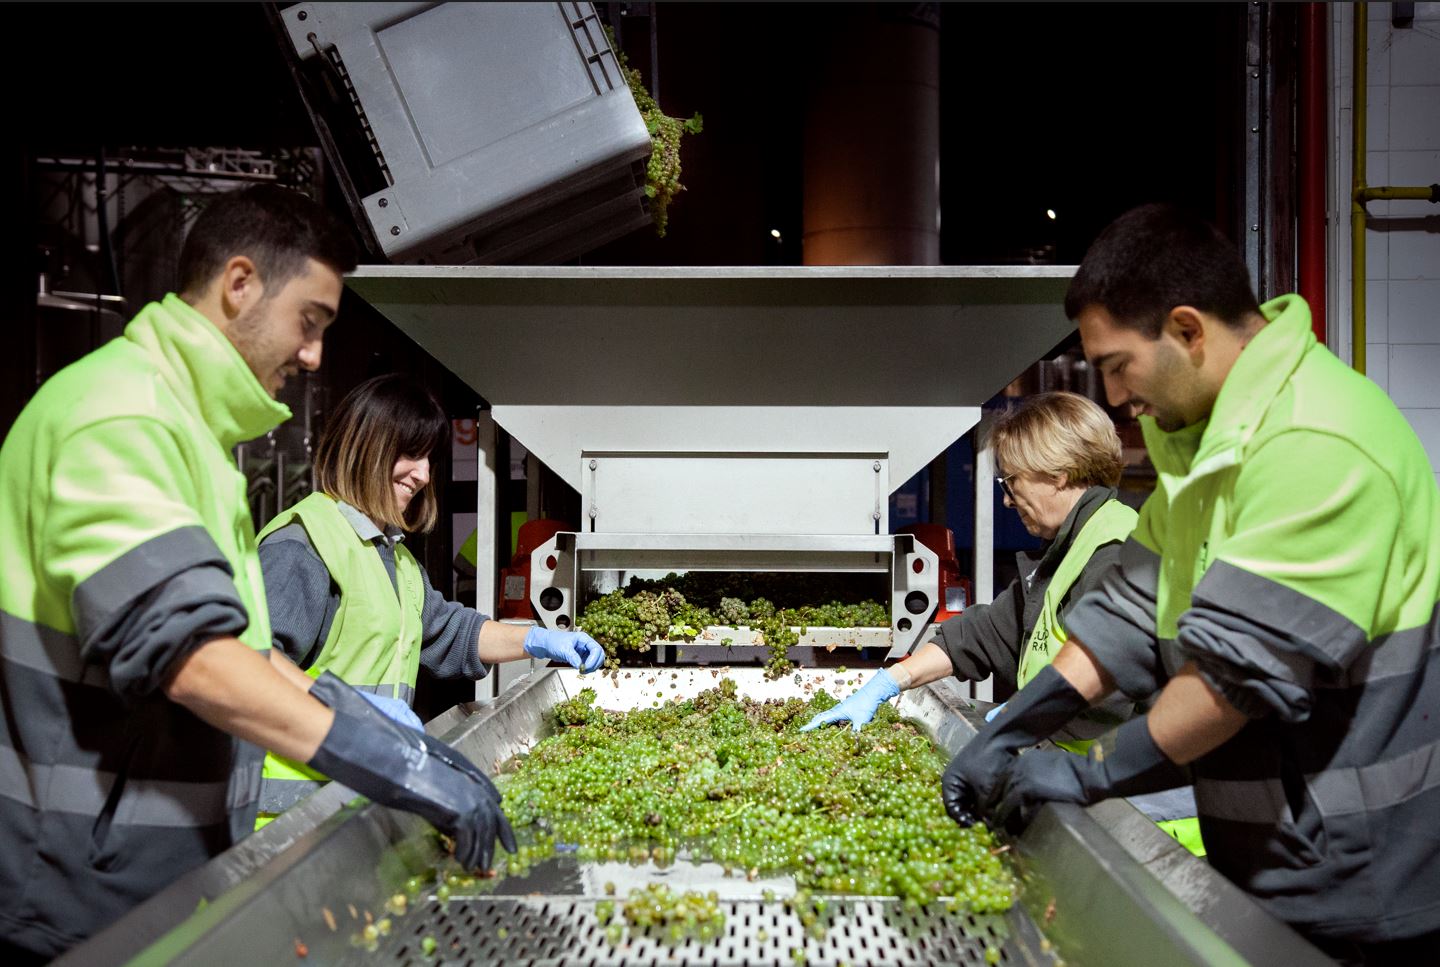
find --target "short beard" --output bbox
[1148,340,1196,431]
[227,297,274,390]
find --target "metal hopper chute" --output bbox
[345,265,1077,656]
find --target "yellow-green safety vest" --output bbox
[1015,498,1206,857]
[254,492,426,825]
[1017,498,1139,702]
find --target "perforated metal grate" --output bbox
[352,897,1059,967]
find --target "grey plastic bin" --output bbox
[279,2,653,264]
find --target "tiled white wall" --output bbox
[1330,3,1440,488]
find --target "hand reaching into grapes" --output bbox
[799,669,901,732]
[942,666,1089,827]
[524,627,606,673]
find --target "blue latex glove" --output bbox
[524,626,606,673]
[799,668,901,732]
[985,702,1008,723]
[359,690,425,732]
[989,714,1188,835]
[311,674,501,806]
[308,673,515,872]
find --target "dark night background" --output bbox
[8,2,1243,267]
[3,2,1248,711]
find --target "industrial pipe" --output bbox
[802,7,940,265]
[1350,2,1440,375]
[1298,3,1327,344]
[1359,185,1440,203]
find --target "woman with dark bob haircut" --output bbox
[253,374,602,826]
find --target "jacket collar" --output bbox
[1022,485,1119,577]
[1141,293,1314,486]
[124,294,291,449]
[337,500,406,547]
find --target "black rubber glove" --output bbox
[309,672,502,805]
[989,714,1189,834]
[942,665,1089,827]
[307,674,516,871]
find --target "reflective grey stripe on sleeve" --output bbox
[0,608,110,688]
[259,776,325,814]
[1062,538,1164,700]
[0,743,249,826]
[1192,559,1368,672]
[1196,735,1440,823]
[353,681,416,705]
[1118,537,1160,596]
[72,525,233,642]
[1338,601,1440,688]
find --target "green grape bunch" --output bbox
[599,883,725,947]
[576,576,890,678]
[605,26,703,237]
[717,597,749,625]
[495,683,1018,919]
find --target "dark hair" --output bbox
[314,375,449,533]
[1063,203,1259,337]
[177,185,357,298]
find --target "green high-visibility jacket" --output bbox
[1067,293,1440,944]
[1018,498,1138,691]
[0,294,289,957]
[254,493,425,820]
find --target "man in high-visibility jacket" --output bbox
[942,204,1440,962]
[0,187,513,962]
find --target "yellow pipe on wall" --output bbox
[1360,185,1440,202]
[1351,5,1439,376]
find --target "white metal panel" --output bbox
[346,266,1075,410]
[494,404,980,495]
[971,429,996,703]
[585,453,882,535]
[559,531,896,573]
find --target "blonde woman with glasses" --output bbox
[803,392,1204,854]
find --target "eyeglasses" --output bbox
[995,473,1018,500]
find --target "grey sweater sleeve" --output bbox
[1062,537,1167,701]
[74,525,250,701]
[1053,540,1141,736]
[1176,559,1353,723]
[256,526,333,668]
[417,566,490,681]
[930,577,1024,686]
[90,566,250,701]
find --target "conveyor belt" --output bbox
[303,669,1056,967]
[62,669,1333,967]
[363,897,1051,967]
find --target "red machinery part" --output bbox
[498,518,572,620]
[899,523,970,623]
